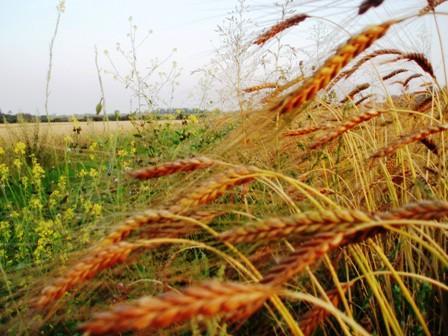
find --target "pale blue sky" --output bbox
[0,0,447,115]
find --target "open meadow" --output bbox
[1,1,448,335]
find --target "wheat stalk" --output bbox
[79,281,274,334]
[128,157,217,180]
[310,110,382,149]
[254,14,309,46]
[270,20,399,115]
[370,124,448,159]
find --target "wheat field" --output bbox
[1,0,448,335]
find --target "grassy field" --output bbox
[1,1,448,336]
[0,120,181,144]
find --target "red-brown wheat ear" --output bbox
[79,281,274,334]
[254,14,309,46]
[370,124,448,159]
[299,283,350,336]
[270,19,400,115]
[128,156,217,180]
[358,0,385,15]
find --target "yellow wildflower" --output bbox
[89,168,98,178]
[13,159,22,170]
[0,163,8,183]
[88,142,98,160]
[31,158,45,187]
[188,114,199,124]
[14,142,26,156]
[78,169,87,178]
[30,196,43,210]
[63,208,75,221]
[91,203,102,217]
[117,149,127,158]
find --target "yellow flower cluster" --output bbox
[88,142,98,160]
[0,163,8,184]
[34,219,60,263]
[14,142,26,156]
[0,221,10,259]
[31,157,45,189]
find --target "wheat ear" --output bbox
[399,52,436,78]
[260,200,448,286]
[403,73,424,88]
[254,14,309,46]
[299,284,350,336]
[128,157,217,180]
[271,20,399,115]
[103,209,180,244]
[354,93,375,106]
[358,0,385,15]
[340,83,371,103]
[171,166,258,211]
[79,281,274,334]
[329,49,402,88]
[284,124,331,138]
[242,83,278,93]
[370,124,448,159]
[382,68,408,81]
[310,110,382,149]
[34,242,139,309]
[219,208,372,244]
[419,0,447,15]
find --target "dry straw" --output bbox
[370,124,448,159]
[254,14,309,46]
[271,20,400,115]
[79,281,274,334]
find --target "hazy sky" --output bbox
[0,0,447,115]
